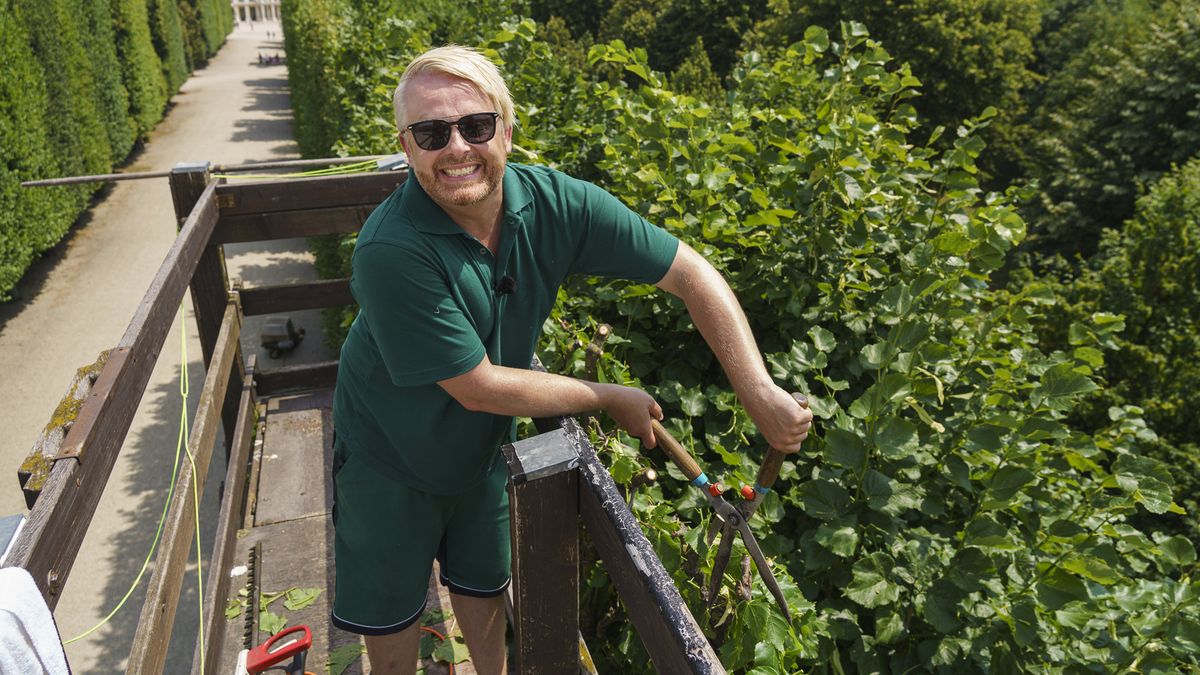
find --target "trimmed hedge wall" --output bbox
[0,0,233,301]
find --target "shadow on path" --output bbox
[232,77,296,148]
[78,360,224,671]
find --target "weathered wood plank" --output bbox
[505,436,580,674]
[127,301,241,675]
[214,515,368,675]
[240,279,352,316]
[212,206,374,244]
[16,351,111,509]
[256,361,339,397]
[215,171,406,216]
[566,416,725,675]
[194,356,258,675]
[172,165,244,459]
[3,183,221,605]
[253,389,334,527]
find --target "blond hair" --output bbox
[393,45,515,131]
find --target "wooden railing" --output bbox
[7,161,726,674]
[505,413,725,674]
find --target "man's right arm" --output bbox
[437,355,665,448]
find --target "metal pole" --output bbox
[20,154,395,187]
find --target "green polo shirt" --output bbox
[333,163,679,494]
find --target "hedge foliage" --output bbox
[281,2,1200,670]
[0,0,233,301]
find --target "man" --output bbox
[331,45,813,674]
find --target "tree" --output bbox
[1021,0,1200,256]
[744,0,1043,185]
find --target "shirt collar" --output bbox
[405,163,533,236]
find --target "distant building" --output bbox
[231,0,281,22]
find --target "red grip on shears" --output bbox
[740,485,756,501]
[707,482,725,498]
[247,625,312,674]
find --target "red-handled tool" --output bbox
[245,625,311,675]
[703,393,809,619]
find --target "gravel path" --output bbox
[0,20,334,672]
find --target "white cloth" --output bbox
[0,567,70,674]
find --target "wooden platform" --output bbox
[213,388,474,675]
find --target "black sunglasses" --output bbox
[404,112,501,151]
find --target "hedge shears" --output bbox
[649,392,808,622]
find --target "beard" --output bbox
[414,151,505,207]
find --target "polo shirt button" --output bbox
[479,247,487,255]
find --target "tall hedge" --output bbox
[0,0,231,301]
[112,0,168,135]
[0,3,68,298]
[71,0,136,162]
[18,0,112,212]
[281,0,352,157]
[194,0,230,56]
[147,0,189,92]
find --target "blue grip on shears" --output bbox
[691,472,710,488]
[754,483,770,495]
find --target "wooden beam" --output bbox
[2,184,221,605]
[214,171,406,216]
[211,205,374,244]
[172,165,244,460]
[127,301,241,675]
[255,361,338,397]
[194,356,258,675]
[565,416,725,674]
[503,429,581,674]
[17,351,111,508]
[240,279,352,316]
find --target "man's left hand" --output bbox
[746,388,813,453]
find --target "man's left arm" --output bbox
[655,242,814,453]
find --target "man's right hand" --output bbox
[597,383,664,449]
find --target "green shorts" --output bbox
[330,438,512,635]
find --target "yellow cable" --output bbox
[211,158,381,181]
[63,304,192,644]
[177,308,206,674]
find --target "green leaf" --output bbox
[982,465,1036,507]
[814,522,859,557]
[1010,597,1039,647]
[1161,535,1196,567]
[876,608,905,644]
[283,587,322,611]
[259,610,287,636]
[923,579,963,633]
[875,416,918,459]
[433,636,471,664]
[327,643,366,675]
[804,26,830,53]
[680,388,707,417]
[259,588,291,612]
[809,325,836,353]
[964,516,1019,550]
[946,548,993,592]
[823,429,866,469]
[1170,618,1200,654]
[1054,601,1092,630]
[224,598,244,620]
[1037,568,1089,610]
[797,479,851,520]
[1061,555,1121,585]
[860,342,891,370]
[1033,363,1098,410]
[1113,454,1179,515]
[845,553,901,608]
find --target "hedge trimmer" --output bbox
[647,395,809,623]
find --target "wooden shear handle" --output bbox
[650,419,704,483]
[751,393,809,492]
